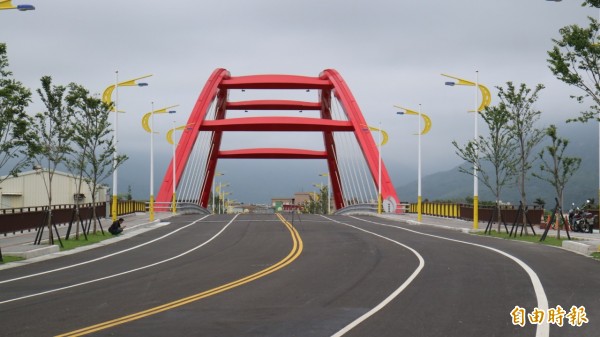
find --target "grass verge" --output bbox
[474,230,566,247]
[59,232,114,251]
[592,252,600,261]
[0,232,113,264]
[0,255,25,264]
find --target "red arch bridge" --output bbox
[155,68,401,214]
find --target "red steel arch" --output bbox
[155,68,399,211]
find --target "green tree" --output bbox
[533,125,581,239]
[547,1,600,122]
[65,83,126,234]
[0,43,36,185]
[30,76,75,244]
[533,198,546,210]
[502,82,545,233]
[453,103,518,232]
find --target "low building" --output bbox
[0,169,108,209]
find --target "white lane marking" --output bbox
[323,216,425,337]
[0,215,211,284]
[0,215,239,305]
[348,216,549,337]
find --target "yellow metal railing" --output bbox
[408,202,461,218]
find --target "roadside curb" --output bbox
[0,215,173,271]
[371,213,600,258]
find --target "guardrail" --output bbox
[149,202,210,215]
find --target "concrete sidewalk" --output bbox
[0,212,174,268]
[376,213,600,257]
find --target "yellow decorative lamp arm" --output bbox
[394,105,432,135]
[368,126,389,146]
[141,104,179,133]
[441,73,491,112]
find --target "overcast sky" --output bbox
[2,0,596,204]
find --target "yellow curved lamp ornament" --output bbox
[441,73,491,112]
[142,104,180,133]
[368,126,388,146]
[0,0,34,10]
[166,124,194,144]
[102,74,153,111]
[393,105,432,135]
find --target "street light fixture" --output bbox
[142,103,179,221]
[222,191,232,214]
[367,125,389,213]
[213,173,224,213]
[395,104,432,222]
[102,72,152,221]
[216,182,229,214]
[167,122,193,214]
[0,0,34,10]
[442,72,491,230]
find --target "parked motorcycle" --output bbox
[568,200,596,233]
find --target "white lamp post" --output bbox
[395,104,432,222]
[367,125,388,213]
[166,121,193,214]
[213,173,224,213]
[102,72,151,221]
[443,72,491,229]
[142,103,178,221]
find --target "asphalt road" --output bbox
[0,213,598,337]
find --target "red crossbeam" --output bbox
[218,148,327,159]
[201,117,354,132]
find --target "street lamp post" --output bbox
[213,173,224,213]
[215,183,229,213]
[442,72,491,229]
[102,72,151,221]
[395,104,432,222]
[367,125,389,213]
[222,191,232,214]
[167,123,193,214]
[142,103,178,221]
[0,0,34,10]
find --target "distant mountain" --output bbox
[395,121,598,207]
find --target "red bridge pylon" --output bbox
[155,68,400,212]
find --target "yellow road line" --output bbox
[57,213,302,337]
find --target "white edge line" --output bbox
[0,215,212,284]
[0,214,239,305]
[348,215,549,337]
[324,216,425,337]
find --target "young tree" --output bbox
[533,125,581,239]
[547,1,600,122]
[501,82,546,233]
[30,76,75,244]
[0,43,36,184]
[453,103,518,232]
[65,83,127,234]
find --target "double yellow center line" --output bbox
[57,214,303,337]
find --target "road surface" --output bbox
[0,213,598,336]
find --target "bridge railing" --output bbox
[333,203,378,215]
[407,202,545,224]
